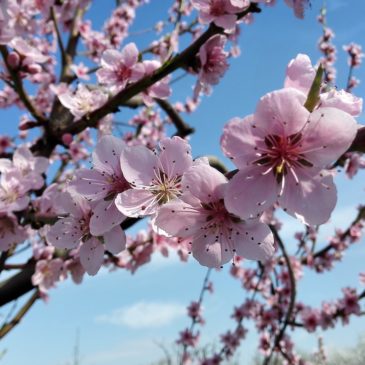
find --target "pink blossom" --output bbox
[187,301,204,324]
[155,164,274,268]
[10,37,49,64]
[64,256,85,284]
[0,0,15,44]
[177,328,200,348]
[191,0,249,31]
[195,35,228,96]
[284,0,310,19]
[32,258,64,293]
[0,135,13,153]
[115,136,193,218]
[141,60,171,106]
[96,43,144,92]
[0,171,30,213]
[71,135,129,236]
[0,145,48,190]
[284,54,363,116]
[46,191,126,275]
[320,89,363,117]
[284,53,316,95]
[58,84,108,119]
[0,213,27,251]
[300,307,321,332]
[339,287,361,316]
[70,62,90,80]
[221,88,357,225]
[343,43,364,67]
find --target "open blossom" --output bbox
[70,62,90,80]
[177,328,200,348]
[0,170,30,213]
[300,307,321,332]
[32,258,64,293]
[155,164,274,268]
[10,37,49,64]
[46,191,126,275]
[115,136,193,218]
[0,145,48,190]
[58,84,108,119]
[192,0,249,31]
[221,88,357,225]
[96,43,144,92]
[71,135,129,236]
[0,213,27,251]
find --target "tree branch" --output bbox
[0,46,46,124]
[263,226,297,365]
[0,290,39,339]
[155,98,195,138]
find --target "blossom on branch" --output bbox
[155,163,274,267]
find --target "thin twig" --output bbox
[181,268,212,363]
[50,6,67,70]
[0,290,39,339]
[263,226,296,365]
[0,46,46,124]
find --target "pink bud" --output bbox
[62,133,73,146]
[7,52,20,69]
[25,63,42,74]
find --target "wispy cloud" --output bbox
[95,301,185,329]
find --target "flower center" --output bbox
[253,132,313,183]
[150,170,182,205]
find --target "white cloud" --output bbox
[95,301,185,329]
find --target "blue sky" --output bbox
[1,1,365,364]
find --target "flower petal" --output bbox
[104,225,126,254]
[89,199,125,236]
[193,235,233,268]
[154,197,205,237]
[300,107,358,167]
[71,168,109,201]
[255,88,308,136]
[79,238,104,276]
[93,135,126,176]
[279,170,337,226]
[224,168,278,219]
[115,189,157,217]
[46,217,82,249]
[234,220,275,261]
[158,137,192,179]
[182,163,227,202]
[221,115,261,169]
[120,145,158,186]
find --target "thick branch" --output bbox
[0,260,35,307]
[0,217,141,308]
